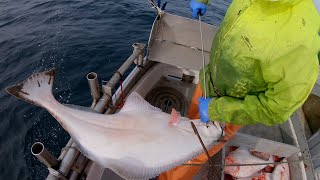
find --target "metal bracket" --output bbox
[133,43,145,67]
[47,168,67,180]
[93,43,146,113]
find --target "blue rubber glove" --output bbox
[198,97,211,123]
[190,0,207,18]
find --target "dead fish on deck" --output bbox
[224,147,274,178]
[238,159,290,180]
[6,68,224,180]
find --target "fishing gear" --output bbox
[198,13,221,98]
[147,0,167,15]
[198,14,207,99]
[191,122,215,168]
[191,121,227,179]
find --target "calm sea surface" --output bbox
[0,0,230,179]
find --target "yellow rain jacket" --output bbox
[159,1,319,179]
[200,0,320,126]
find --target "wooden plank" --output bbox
[227,132,300,157]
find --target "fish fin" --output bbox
[6,68,56,108]
[168,108,179,126]
[120,92,161,112]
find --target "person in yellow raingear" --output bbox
[158,0,320,179]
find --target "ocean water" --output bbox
[0,0,230,179]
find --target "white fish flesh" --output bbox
[238,159,290,180]
[224,147,274,178]
[6,69,224,180]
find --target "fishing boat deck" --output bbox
[43,12,319,180]
[83,60,309,180]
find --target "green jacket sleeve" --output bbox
[208,48,319,126]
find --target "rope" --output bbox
[147,0,164,15]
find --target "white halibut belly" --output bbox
[64,110,218,180]
[69,111,201,162]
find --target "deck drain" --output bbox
[146,86,188,115]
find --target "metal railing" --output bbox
[92,43,145,113]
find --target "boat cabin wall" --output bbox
[147,13,218,71]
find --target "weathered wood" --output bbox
[227,132,300,157]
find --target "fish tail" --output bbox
[6,68,56,108]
